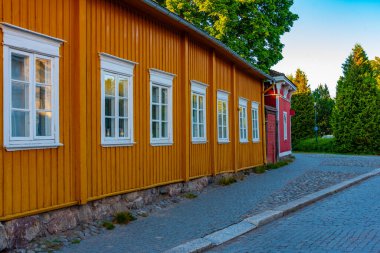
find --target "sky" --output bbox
[273,0,380,97]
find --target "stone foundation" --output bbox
[1,176,215,251]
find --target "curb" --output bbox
[165,168,380,253]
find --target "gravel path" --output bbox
[25,153,380,253]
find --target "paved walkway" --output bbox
[60,154,380,253]
[210,174,380,253]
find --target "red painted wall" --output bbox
[279,95,292,153]
[266,113,277,163]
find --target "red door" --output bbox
[266,113,277,164]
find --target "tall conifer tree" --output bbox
[332,45,380,153]
[288,69,314,144]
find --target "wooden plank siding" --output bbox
[0,0,266,220]
[0,0,77,220]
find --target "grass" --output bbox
[102,221,115,230]
[71,239,81,244]
[293,137,335,153]
[253,166,266,174]
[218,176,237,186]
[253,155,295,174]
[183,193,198,199]
[113,212,136,225]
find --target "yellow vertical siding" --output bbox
[0,0,76,220]
[0,0,266,220]
[236,70,264,169]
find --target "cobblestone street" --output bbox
[53,153,380,253]
[210,174,380,253]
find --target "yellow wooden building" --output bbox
[0,0,272,221]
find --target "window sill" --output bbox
[192,140,208,144]
[101,142,136,147]
[218,140,230,144]
[5,143,63,152]
[252,140,261,143]
[239,140,249,144]
[150,142,174,147]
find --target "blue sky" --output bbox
[273,0,380,97]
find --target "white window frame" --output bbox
[150,69,175,146]
[1,23,63,151]
[252,102,260,142]
[100,53,137,147]
[283,111,288,140]
[191,80,208,143]
[217,90,229,143]
[239,98,248,143]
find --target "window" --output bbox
[100,53,136,146]
[2,23,63,150]
[239,98,248,142]
[283,112,288,140]
[191,81,207,143]
[150,69,175,145]
[252,102,260,142]
[217,90,229,143]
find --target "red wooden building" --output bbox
[264,70,297,163]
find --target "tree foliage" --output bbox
[312,84,335,136]
[288,69,314,144]
[371,56,380,89]
[155,0,298,72]
[332,44,380,154]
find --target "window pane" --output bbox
[11,110,30,137]
[152,122,159,138]
[199,96,204,109]
[35,58,51,84]
[193,109,198,123]
[193,123,198,138]
[223,126,227,139]
[222,101,227,113]
[199,110,204,124]
[11,54,29,81]
[161,88,168,104]
[105,97,115,116]
[105,75,115,96]
[152,86,159,103]
[152,104,159,120]
[11,82,29,109]
[218,126,223,139]
[218,114,223,127]
[119,118,128,138]
[217,101,223,114]
[105,118,115,137]
[36,86,51,110]
[199,124,205,138]
[119,78,128,97]
[36,111,52,136]
[161,122,168,138]
[192,94,197,109]
[162,105,168,121]
[223,114,227,126]
[119,99,128,117]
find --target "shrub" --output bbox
[113,212,136,225]
[183,193,198,199]
[102,221,115,230]
[293,137,335,153]
[218,176,237,186]
[253,166,266,174]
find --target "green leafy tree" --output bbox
[312,84,335,136]
[155,0,298,72]
[332,44,380,153]
[288,69,314,144]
